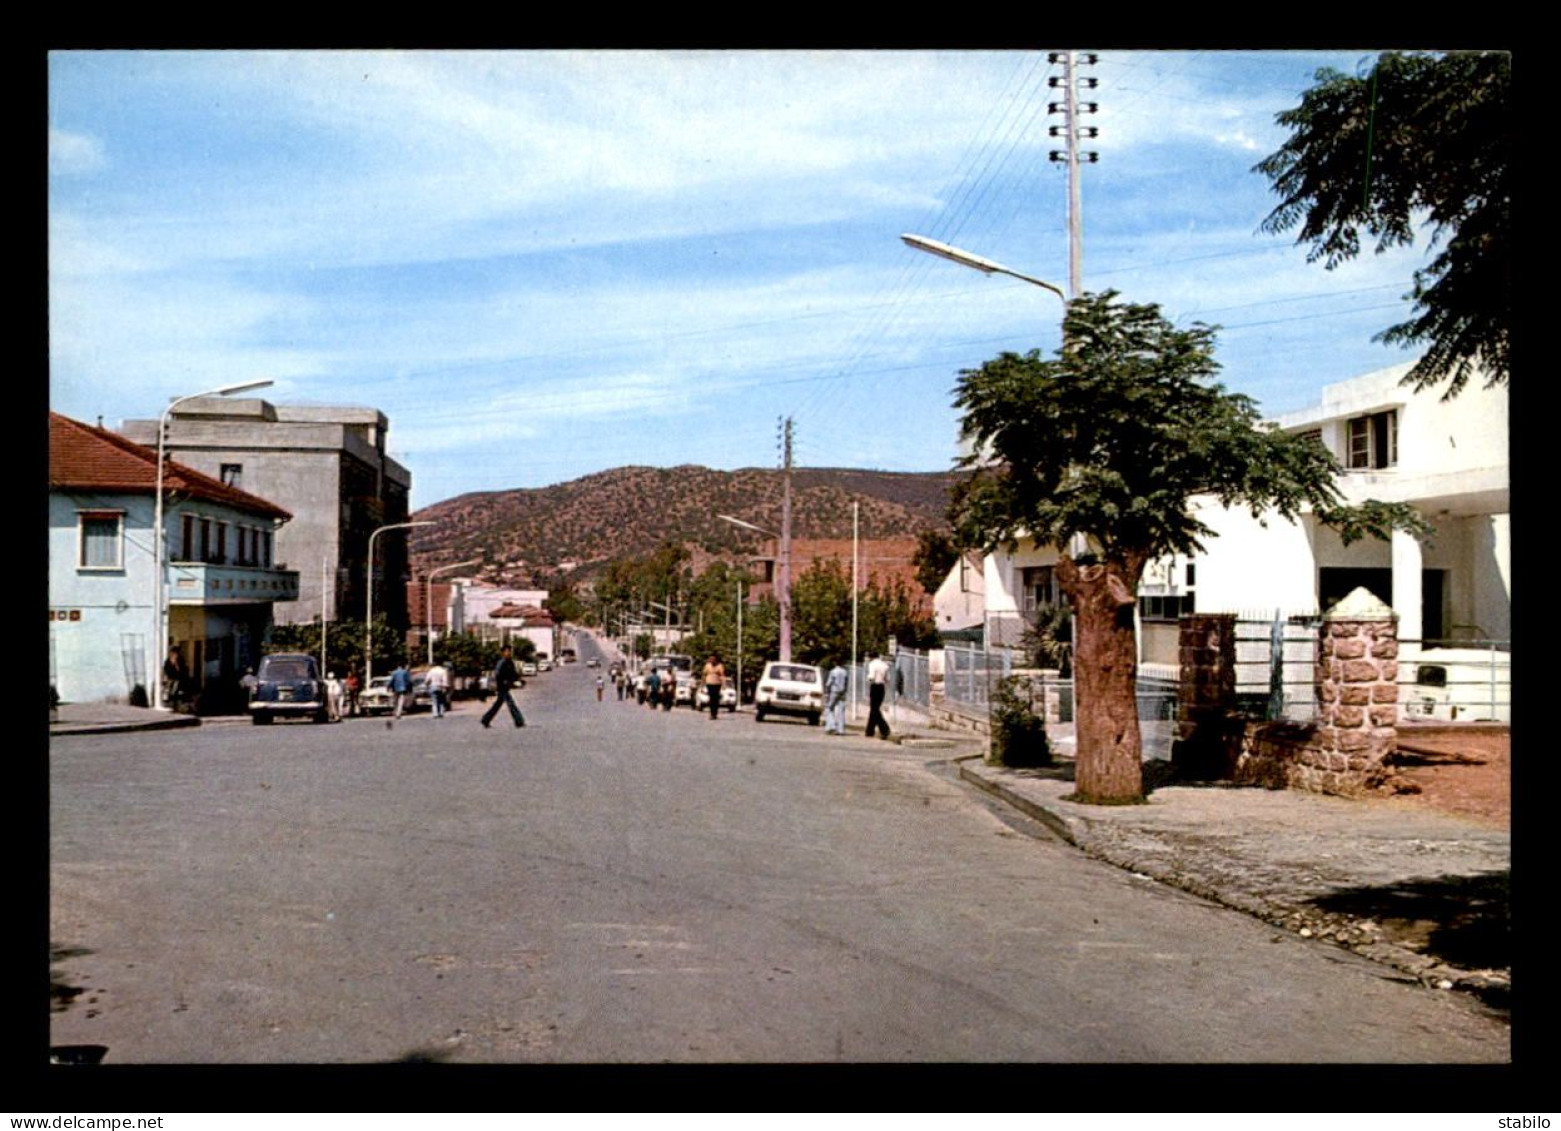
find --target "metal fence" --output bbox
[1232,613,1322,723]
[942,643,1014,709]
[939,644,1179,761]
[1398,637,1511,723]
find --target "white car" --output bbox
[753,662,824,726]
[1401,648,1511,723]
[694,681,738,713]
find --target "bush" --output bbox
[989,676,1051,768]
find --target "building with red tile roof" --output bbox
[50,412,299,709]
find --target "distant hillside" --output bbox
[408,465,960,585]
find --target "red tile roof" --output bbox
[49,412,292,520]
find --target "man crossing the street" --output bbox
[481,645,527,729]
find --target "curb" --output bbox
[49,715,202,737]
[955,756,1510,1006]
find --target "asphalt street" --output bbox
[49,639,1510,1064]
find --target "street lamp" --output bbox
[902,233,1082,642]
[151,379,274,710]
[900,234,1066,302]
[425,558,481,667]
[366,521,435,684]
[719,513,791,663]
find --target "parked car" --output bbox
[358,674,432,716]
[694,681,738,713]
[520,661,539,677]
[1401,647,1511,723]
[753,662,824,725]
[249,652,328,725]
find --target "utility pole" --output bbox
[779,416,794,664]
[1048,50,1099,300]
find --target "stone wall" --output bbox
[1177,592,1402,798]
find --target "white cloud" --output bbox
[49,128,107,176]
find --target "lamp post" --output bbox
[366,521,434,684]
[425,559,481,667]
[900,234,1066,302]
[902,232,1085,636]
[719,513,791,663]
[151,379,273,710]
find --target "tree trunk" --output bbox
[1059,550,1147,804]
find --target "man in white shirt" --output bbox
[426,661,451,719]
[865,651,892,740]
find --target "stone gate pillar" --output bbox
[1171,613,1238,780]
[1310,587,1399,792]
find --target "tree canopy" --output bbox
[950,291,1422,564]
[1254,51,1510,398]
[950,291,1426,804]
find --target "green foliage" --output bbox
[266,616,403,677]
[544,583,586,626]
[950,291,1430,562]
[1021,604,1073,675]
[989,677,1051,768]
[433,632,501,678]
[1255,51,1510,398]
[912,528,960,595]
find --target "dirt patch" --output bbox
[1386,732,1509,829]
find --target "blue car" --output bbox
[248,653,328,725]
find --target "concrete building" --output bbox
[970,361,1509,664]
[932,551,986,644]
[119,398,412,631]
[741,537,932,616]
[50,412,298,706]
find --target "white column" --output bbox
[1391,526,1424,645]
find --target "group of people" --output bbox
[821,652,893,739]
[610,654,730,720]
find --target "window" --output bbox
[180,513,196,561]
[220,463,243,489]
[78,511,124,570]
[1139,594,1194,621]
[200,518,212,562]
[1020,566,1061,612]
[1347,410,1398,470]
[215,522,228,564]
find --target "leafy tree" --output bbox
[434,632,500,680]
[1254,51,1510,398]
[951,291,1427,804]
[266,616,403,678]
[544,583,585,626]
[912,528,960,596]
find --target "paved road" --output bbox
[50,640,1509,1063]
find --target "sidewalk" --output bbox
[960,756,1510,1006]
[50,702,203,736]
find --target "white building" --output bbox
[49,412,299,706]
[967,361,1509,663]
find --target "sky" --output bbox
[48,49,1440,512]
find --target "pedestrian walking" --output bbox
[702,653,726,721]
[426,660,451,718]
[644,668,660,709]
[326,671,345,722]
[661,669,676,711]
[614,670,626,700]
[387,661,414,728]
[596,674,605,702]
[480,645,527,729]
[865,651,892,740]
[824,656,849,735]
[240,666,259,704]
[345,669,361,718]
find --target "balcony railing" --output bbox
[167,560,300,605]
